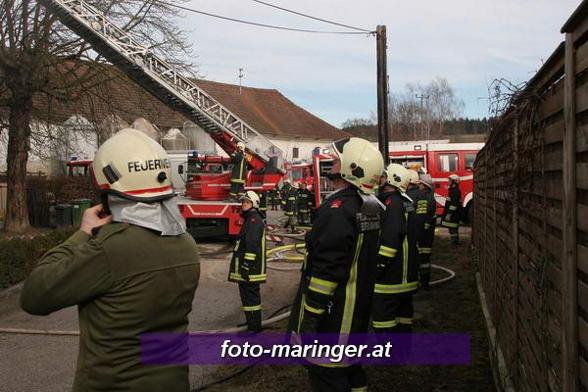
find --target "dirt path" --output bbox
[198,227,496,392]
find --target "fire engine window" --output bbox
[438,153,458,172]
[292,147,299,159]
[292,169,303,181]
[465,153,477,171]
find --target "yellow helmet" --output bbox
[240,190,260,209]
[385,163,410,193]
[331,137,384,194]
[91,129,174,201]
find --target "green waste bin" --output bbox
[55,204,73,227]
[71,199,92,227]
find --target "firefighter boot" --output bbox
[245,310,262,332]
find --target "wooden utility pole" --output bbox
[376,25,389,165]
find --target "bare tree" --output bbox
[388,77,464,140]
[0,0,195,232]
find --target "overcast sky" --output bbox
[176,0,581,128]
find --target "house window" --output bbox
[292,147,299,159]
[437,153,458,172]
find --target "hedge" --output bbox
[0,229,76,289]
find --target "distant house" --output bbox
[0,63,348,174]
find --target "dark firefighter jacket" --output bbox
[229,209,267,283]
[280,183,292,206]
[259,192,268,212]
[296,189,314,212]
[288,186,383,337]
[20,224,200,392]
[441,182,461,228]
[375,190,420,294]
[284,187,298,216]
[415,189,437,254]
[230,150,247,184]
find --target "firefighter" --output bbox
[371,163,420,334]
[416,174,437,290]
[280,179,292,210]
[259,191,268,219]
[288,137,384,392]
[284,182,298,230]
[441,174,462,245]
[406,169,421,202]
[229,141,247,199]
[20,129,199,392]
[296,181,312,227]
[270,184,280,211]
[228,190,267,332]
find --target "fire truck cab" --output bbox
[389,140,484,221]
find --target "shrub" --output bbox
[0,229,76,289]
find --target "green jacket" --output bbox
[20,223,200,392]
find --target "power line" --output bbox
[150,0,372,35]
[250,0,373,33]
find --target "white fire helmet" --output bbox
[237,141,246,151]
[91,128,174,202]
[331,137,384,194]
[240,190,260,209]
[419,174,434,189]
[385,163,410,193]
[408,169,420,185]
[449,174,460,182]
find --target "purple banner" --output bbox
[141,333,470,366]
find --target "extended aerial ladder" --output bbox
[40,0,286,237]
[39,0,284,173]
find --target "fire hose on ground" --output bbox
[0,243,456,336]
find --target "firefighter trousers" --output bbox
[371,291,415,333]
[449,227,459,244]
[419,226,435,289]
[297,210,310,226]
[306,364,367,392]
[238,283,262,332]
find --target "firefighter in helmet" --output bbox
[283,180,298,230]
[441,174,461,245]
[229,141,247,200]
[20,129,199,392]
[416,174,437,290]
[228,190,267,332]
[406,169,421,202]
[371,163,420,333]
[280,179,292,210]
[296,180,313,227]
[288,137,384,392]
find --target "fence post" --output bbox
[562,31,578,392]
[513,117,520,388]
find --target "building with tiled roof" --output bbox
[1,63,347,173]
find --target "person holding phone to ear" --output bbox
[20,128,200,392]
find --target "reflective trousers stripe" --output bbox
[308,276,337,296]
[397,317,413,325]
[378,245,397,258]
[374,281,418,294]
[372,319,398,328]
[243,304,261,312]
[304,302,325,315]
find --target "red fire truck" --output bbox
[388,140,484,221]
[288,140,484,221]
